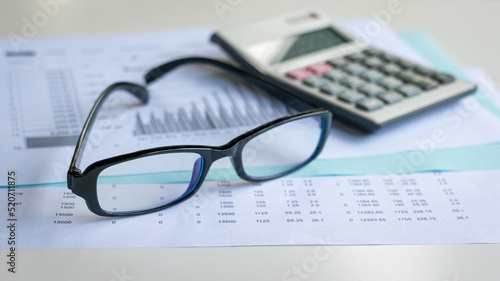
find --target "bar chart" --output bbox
[133,84,290,136]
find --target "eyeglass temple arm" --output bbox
[68,82,148,174]
[144,57,316,111]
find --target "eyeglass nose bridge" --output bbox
[207,141,250,180]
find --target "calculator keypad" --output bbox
[285,48,456,113]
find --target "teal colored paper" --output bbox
[399,31,500,120]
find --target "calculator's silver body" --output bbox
[211,8,476,131]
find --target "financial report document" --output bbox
[1,21,500,249]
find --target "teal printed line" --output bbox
[237,164,297,179]
[294,142,500,177]
[399,31,500,120]
[5,142,500,188]
[13,182,67,188]
[96,171,194,185]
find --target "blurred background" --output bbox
[1,0,499,80]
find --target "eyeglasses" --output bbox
[67,57,332,216]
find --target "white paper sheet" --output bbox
[1,21,500,250]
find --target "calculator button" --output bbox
[323,69,348,82]
[378,77,403,90]
[363,47,383,57]
[397,84,421,97]
[432,72,455,84]
[341,76,366,89]
[344,63,367,75]
[286,68,313,81]
[338,90,365,103]
[303,76,329,88]
[414,66,436,76]
[416,79,439,91]
[397,72,438,91]
[360,70,385,82]
[358,83,385,96]
[327,58,349,68]
[356,98,384,112]
[380,63,403,75]
[306,62,333,75]
[380,52,399,62]
[344,53,366,62]
[397,59,417,70]
[320,82,346,96]
[378,91,404,104]
[363,57,385,69]
[397,72,419,82]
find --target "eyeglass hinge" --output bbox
[69,167,82,175]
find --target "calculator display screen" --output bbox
[247,28,350,65]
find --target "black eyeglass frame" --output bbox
[67,57,332,217]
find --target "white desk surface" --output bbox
[2,1,500,280]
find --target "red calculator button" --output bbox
[306,62,333,75]
[286,68,313,81]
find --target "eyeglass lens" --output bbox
[96,152,204,214]
[241,115,324,178]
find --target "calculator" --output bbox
[211,8,477,131]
